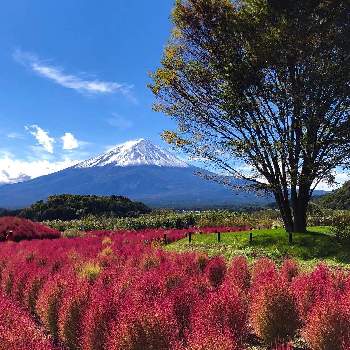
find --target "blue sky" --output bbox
[0,0,347,189]
[0,0,179,182]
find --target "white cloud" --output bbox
[316,171,350,191]
[14,49,134,98]
[25,125,55,153]
[61,132,79,150]
[0,152,79,184]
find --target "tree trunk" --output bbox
[274,190,309,233]
[291,191,309,233]
[292,202,307,233]
[291,181,311,233]
[274,192,294,233]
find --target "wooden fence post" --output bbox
[249,232,253,244]
[163,233,167,245]
[188,232,192,243]
[217,232,221,242]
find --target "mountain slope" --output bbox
[0,139,273,209]
[316,181,350,209]
[76,138,188,168]
[0,165,272,209]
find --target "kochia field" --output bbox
[0,223,349,350]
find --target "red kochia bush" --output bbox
[192,285,248,344]
[251,258,277,289]
[12,266,30,305]
[273,344,293,350]
[226,256,250,290]
[292,264,335,320]
[0,292,56,350]
[188,328,240,350]
[251,278,299,345]
[37,273,69,340]
[58,278,90,350]
[1,263,15,296]
[0,216,60,241]
[171,286,200,340]
[280,259,299,282]
[23,266,49,316]
[303,296,350,350]
[81,285,120,350]
[205,256,227,288]
[108,303,179,350]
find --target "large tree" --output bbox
[150,0,350,232]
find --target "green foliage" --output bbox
[78,262,101,282]
[151,0,350,234]
[307,204,340,227]
[62,229,84,239]
[331,211,350,244]
[45,209,280,232]
[317,181,350,210]
[167,226,350,268]
[20,194,151,221]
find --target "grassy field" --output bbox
[166,226,350,268]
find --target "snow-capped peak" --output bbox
[75,138,189,168]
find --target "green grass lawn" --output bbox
[166,226,350,268]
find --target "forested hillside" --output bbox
[317,181,350,210]
[19,194,151,221]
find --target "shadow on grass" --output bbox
[167,227,350,266]
[244,229,350,264]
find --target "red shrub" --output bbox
[292,264,335,319]
[226,256,250,290]
[107,303,179,350]
[81,286,120,350]
[1,264,14,296]
[37,273,69,340]
[58,279,90,350]
[0,259,6,284]
[0,292,56,350]
[250,278,300,345]
[303,296,350,350]
[164,270,186,293]
[127,268,167,306]
[191,275,210,298]
[251,258,277,289]
[273,344,293,350]
[192,285,248,344]
[187,327,240,350]
[280,259,299,282]
[4,225,350,349]
[12,267,30,305]
[205,256,227,289]
[23,267,49,316]
[0,216,60,242]
[171,286,200,340]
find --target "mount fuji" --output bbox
[75,139,189,169]
[0,139,272,209]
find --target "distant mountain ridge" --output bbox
[0,138,324,209]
